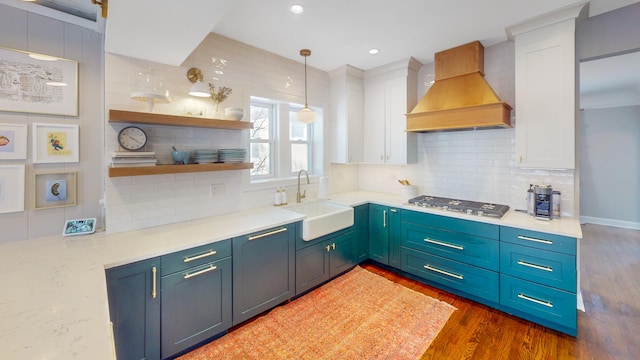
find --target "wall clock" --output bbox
[117,126,147,151]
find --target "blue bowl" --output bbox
[171,150,191,165]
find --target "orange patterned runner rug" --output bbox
[179,265,456,360]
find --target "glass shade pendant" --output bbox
[297,49,316,124]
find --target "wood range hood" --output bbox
[406,41,512,132]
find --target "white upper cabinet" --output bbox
[508,2,588,169]
[330,66,364,164]
[363,58,421,164]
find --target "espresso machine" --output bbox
[533,185,553,220]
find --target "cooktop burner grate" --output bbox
[408,195,510,218]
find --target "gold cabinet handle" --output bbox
[326,245,331,252]
[390,208,397,213]
[152,266,157,299]
[331,243,336,250]
[184,265,217,279]
[248,227,287,241]
[383,210,387,228]
[517,235,553,245]
[183,250,217,263]
[517,260,553,272]
[424,238,464,250]
[518,293,553,308]
[423,264,463,280]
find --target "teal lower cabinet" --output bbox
[369,204,401,267]
[160,239,232,358]
[295,229,356,295]
[354,204,370,263]
[106,258,161,360]
[498,226,578,336]
[232,223,296,325]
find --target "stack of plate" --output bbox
[192,149,218,164]
[218,148,247,163]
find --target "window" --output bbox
[249,97,317,182]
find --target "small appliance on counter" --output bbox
[533,184,553,220]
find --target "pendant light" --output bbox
[297,49,317,124]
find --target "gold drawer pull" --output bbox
[518,293,553,308]
[183,250,217,263]
[423,264,463,280]
[517,235,553,245]
[425,238,464,250]
[517,260,553,272]
[248,227,287,240]
[184,265,217,279]
[152,266,157,299]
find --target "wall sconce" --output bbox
[297,49,317,124]
[187,68,211,98]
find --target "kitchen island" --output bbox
[0,191,582,359]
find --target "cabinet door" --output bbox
[106,258,160,360]
[386,77,411,164]
[388,208,402,268]
[369,204,389,264]
[354,204,370,262]
[363,82,387,163]
[233,223,296,325]
[296,240,330,295]
[514,20,576,169]
[329,231,356,277]
[161,257,232,358]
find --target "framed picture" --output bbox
[0,47,78,116]
[32,123,79,163]
[34,171,77,209]
[62,218,96,236]
[0,164,25,214]
[0,123,27,160]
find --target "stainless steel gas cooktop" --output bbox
[408,195,510,218]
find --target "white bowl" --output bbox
[224,107,245,121]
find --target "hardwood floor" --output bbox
[362,223,640,360]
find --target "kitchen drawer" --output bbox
[500,226,576,256]
[500,242,576,292]
[401,247,499,303]
[402,209,499,240]
[401,221,499,271]
[500,274,576,333]
[162,239,232,275]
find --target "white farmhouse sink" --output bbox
[286,200,354,241]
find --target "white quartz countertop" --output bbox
[0,191,583,360]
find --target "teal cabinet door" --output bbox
[161,257,232,358]
[354,204,370,262]
[106,258,160,360]
[388,208,402,268]
[233,223,296,325]
[329,231,356,276]
[296,240,330,294]
[369,204,390,264]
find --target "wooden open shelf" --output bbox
[109,163,253,177]
[109,109,253,130]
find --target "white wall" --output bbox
[105,33,331,233]
[356,41,577,216]
[579,105,640,228]
[0,4,104,243]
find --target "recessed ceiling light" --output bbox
[290,4,304,14]
[369,49,379,55]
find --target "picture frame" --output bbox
[0,123,28,160]
[0,164,25,214]
[34,171,77,210]
[32,123,79,163]
[0,47,78,116]
[62,218,96,237]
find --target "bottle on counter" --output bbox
[527,184,535,215]
[274,188,282,206]
[552,191,561,219]
[280,187,288,205]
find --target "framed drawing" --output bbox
[32,123,79,163]
[34,171,77,210]
[0,123,27,160]
[0,164,25,214]
[0,47,78,116]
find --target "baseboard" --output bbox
[580,216,640,230]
